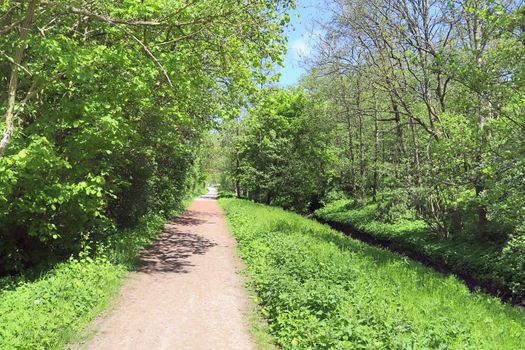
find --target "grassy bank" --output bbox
[220,198,525,349]
[315,200,524,304]
[0,191,203,350]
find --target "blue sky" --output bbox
[277,0,328,86]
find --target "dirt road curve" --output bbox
[81,188,254,350]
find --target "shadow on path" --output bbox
[137,211,217,274]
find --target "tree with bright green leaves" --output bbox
[302,0,525,240]
[219,0,525,296]
[220,87,335,212]
[0,0,294,273]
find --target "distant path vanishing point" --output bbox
[80,187,254,350]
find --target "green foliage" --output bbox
[316,199,525,303]
[0,0,293,273]
[294,0,525,256]
[0,187,201,350]
[376,190,417,224]
[220,87,335,212]
[0,255,123,350]
[321,189,347,205]
[0,214,157,349]
[217,187,237,199]
[221,198,525,350]
[0,136,109,272]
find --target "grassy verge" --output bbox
[0,190,204,350]
[314,200,524,304]
[246,291,279,350]
[220,198,525,350]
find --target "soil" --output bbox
[78,188,254,350]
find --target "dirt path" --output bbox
[81,188,254,350]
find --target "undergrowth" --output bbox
[220,198,525,350]
[315,199,524,303]
[0,190,203,350]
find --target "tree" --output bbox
[301,0,525,239]
[220,87,335,212]
[0,0,294,273]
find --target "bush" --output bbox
[0,137,108,274]
[0,130,204,274]
[217,187,237,199]
[376,190,416,224]
[0,189,198,349]
[321,189,346,206]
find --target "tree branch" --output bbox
[0,0,39,157]
[68,7,162,27]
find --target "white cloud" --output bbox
[290,39,311,60]
[289,30,323,61]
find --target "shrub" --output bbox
[0,190,198,349]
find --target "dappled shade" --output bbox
[137,212,218,274]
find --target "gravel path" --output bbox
[81,188,254,350]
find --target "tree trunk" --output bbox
[408,116,422,188]
[451,207,464,233]
[343,99,358,206]
[391,98,407,161]
[381,135,385,203]
[372,101,379,202]
[234,127,241,198]
[0,0,39,157]
[356,81,366,207]
[348,119,358,206]
[471,0,490,230]
[408,116,423,214]
[475,183,489,229]
[235,178,241,198]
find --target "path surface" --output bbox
[82,188,254,350]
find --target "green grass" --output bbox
[315,199,524,302]
[0,255,124,350]
[246,291,279,350]
[0,190,203,350]
[220,198,525,350]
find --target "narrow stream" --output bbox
[314,216,525,310]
